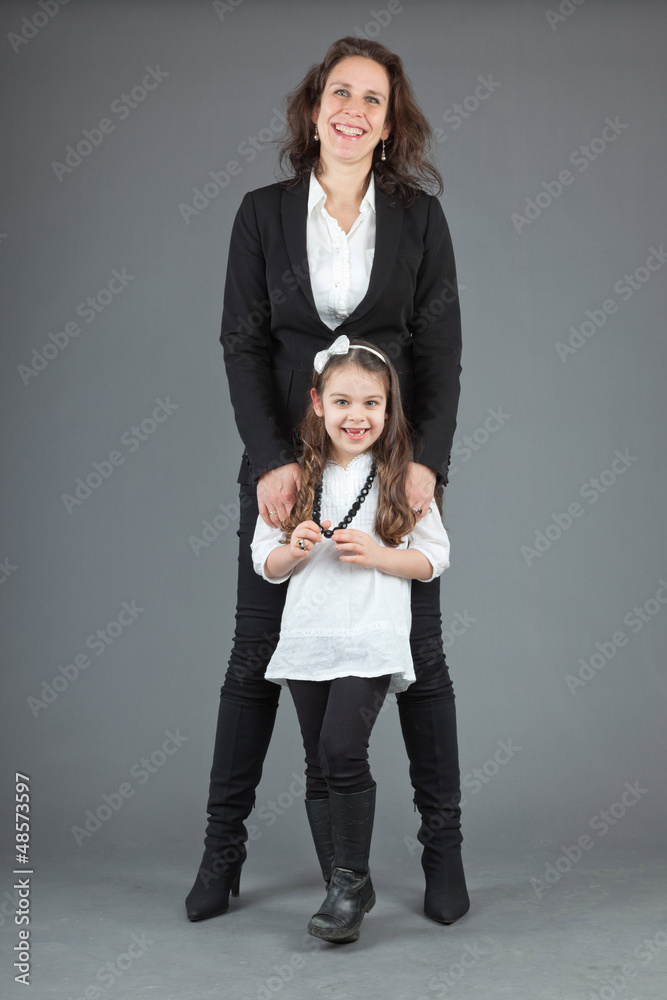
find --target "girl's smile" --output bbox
[311,366,388,467]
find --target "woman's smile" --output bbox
[332,122,366,138]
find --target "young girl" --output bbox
[250,335,451,943]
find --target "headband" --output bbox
[313,334,387,375]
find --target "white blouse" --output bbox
[250,451,450,694]
[307,172,376,330]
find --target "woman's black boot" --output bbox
[305,797,335,884]
[185,696,277,921]
[398,697,470,924]
[307,785,377,943]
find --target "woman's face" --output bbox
[312,56,391,172]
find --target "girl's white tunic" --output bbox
[250,451,450,694]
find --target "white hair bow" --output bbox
[313,335,352,374]
[313,334,386,374]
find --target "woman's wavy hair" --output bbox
[282,340,442,547]
[278,37,443,205]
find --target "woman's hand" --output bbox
[257,463,301,527]
[290,520,332,560]
[406,461,436,520]
[332,528,384,569]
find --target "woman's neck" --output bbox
[316,160,371,213]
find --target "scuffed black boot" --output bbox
[307,785,377,944]
[185,696,277,922]
[305,797,335,884]
[398,697,470,924]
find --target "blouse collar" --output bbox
[308,171,376,217]
[326,450,374,474]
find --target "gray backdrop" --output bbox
[1,0,666,994]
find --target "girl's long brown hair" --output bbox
[282,341,442,547]
[278,37,443,206]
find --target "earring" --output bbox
[381,138,386,162]
[314,123,319,141]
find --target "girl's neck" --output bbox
[328,447,372,471]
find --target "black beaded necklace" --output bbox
[312,461,378,538]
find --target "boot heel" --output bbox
[231,871,241,898]
[365,891,376,914]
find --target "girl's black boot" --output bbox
[307,784,377,943]
[305,797,335,884]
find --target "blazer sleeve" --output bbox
[408,196,462,485]
[219,191,298,483]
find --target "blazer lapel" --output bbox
[281,179,325,324]
[280,177,404,333]
[341,186,403,327]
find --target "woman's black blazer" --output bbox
[220,177,462,487]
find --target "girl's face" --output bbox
[311,364,388,468]
[312,56,391,172]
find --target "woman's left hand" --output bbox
[406,461,436,519]
[333,528,383,569]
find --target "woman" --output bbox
[186,36,469,927]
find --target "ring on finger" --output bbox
[268,509,277,516]
[297,537,307,552]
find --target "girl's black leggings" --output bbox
[287,674,392,798]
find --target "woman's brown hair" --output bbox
[282,340,442,547]
[278,36,443,206]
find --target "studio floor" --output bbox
[6,843,666,1000]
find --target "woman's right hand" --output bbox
[289,520,332,560]
[257,463,301,527]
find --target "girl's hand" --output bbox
[332,528,384,570]
[290,520,332,560]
